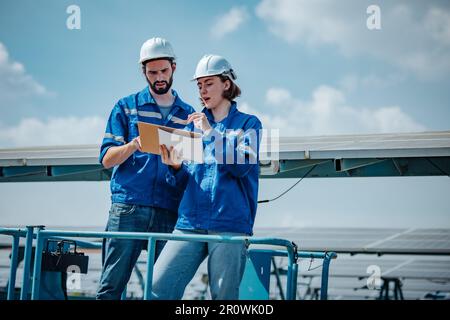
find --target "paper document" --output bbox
[157,128,203,163]
[137,121,203,163]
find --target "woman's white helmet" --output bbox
[192,54,237,81]
[139,37,176,63]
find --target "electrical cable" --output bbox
[258,164,317,204]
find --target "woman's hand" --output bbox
[187,112,212,133]
[131,136,142,152]
[160,144,182,170]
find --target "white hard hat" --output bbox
[139,37,176,64]
[192,54,237,81]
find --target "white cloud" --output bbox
[425,7,450,47]
[0,116,106,148]
[241,85,426,136]
[256,0,450,79]
[265,87,293,106]
[211,6,249,39]
[0,42,53,103]
[338,73,405,93]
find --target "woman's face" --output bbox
[196,76,230,109]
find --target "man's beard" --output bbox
[148,75,174,95]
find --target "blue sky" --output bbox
[0,0,449,228]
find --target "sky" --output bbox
[0,0,449,229]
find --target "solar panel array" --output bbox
[1,131,449,181]
[254,227,450,255]
[269,254,450,300]
[255,227,450,299]
[1,131,449,166]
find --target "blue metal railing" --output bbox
[30,229,299,300]
[0,226,103,300]
[0,227,25,300]
[249,249,337,300]
[0,226,336,300]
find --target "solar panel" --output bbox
[1,130,450,181]
[254,226,450,299]
[254,227,450,255]
[270,254,450,299]
[274,131,450,157]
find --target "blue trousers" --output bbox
[96,203,177,300]
[152,229,248,300]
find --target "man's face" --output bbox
[144,59,176,95]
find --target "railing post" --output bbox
[320,252,334,300]
[143,237,156,300]
[285,243,298,300]
[7,234,20,300]
[20,226,34,300]
[271,258,285,300]
[286,251,293,300]
[291,263,298,300]
[121,286,127,300]
[31,227,45,300]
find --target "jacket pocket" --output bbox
[212,200,250,224]
[110,203,137,217]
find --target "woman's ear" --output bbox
[224,79,231,90]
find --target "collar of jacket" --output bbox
[202,101,238,125]
[137,86,191,112]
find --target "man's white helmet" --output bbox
[192,54,237,81]
[139,37,176,64]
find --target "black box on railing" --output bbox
[41,239,89,274]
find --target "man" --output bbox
[96,37,195,300]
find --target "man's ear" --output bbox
[171,63,177,73]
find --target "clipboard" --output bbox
[137,121,204,163]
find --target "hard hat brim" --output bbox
[191,72,235,81]
[139,55,176,64]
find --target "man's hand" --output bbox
[160,144,182,170]
[102,136,143,169]
[187,112,212,133]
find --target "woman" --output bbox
[152,54,262,300]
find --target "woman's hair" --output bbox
[198,74,242,106]
[219,74,241,101]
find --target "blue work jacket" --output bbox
[166,102,262,234]
[99,87,196,212]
